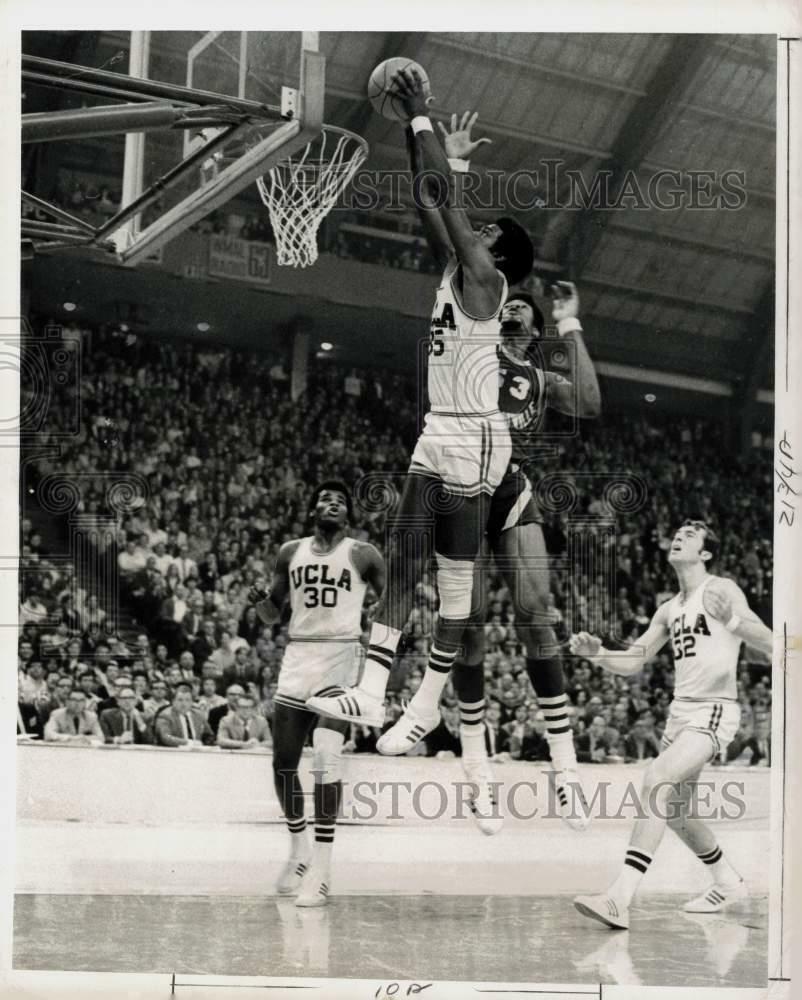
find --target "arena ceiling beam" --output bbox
[556,34,713,277]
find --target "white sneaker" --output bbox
[683,880,748,913]
[376,703,441,755]
[550,767,591,831]
[295,861,331,908]
[276,855,311,896]
[574,893,630,930]
[461,756,503,835]
[306,687,385,728]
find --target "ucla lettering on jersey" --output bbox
[497,344,547,464]
[667,576,741,701]
[427,262,508,417]
[288,537,367,641]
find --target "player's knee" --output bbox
[312,726,345,784]
[435,554,474,620]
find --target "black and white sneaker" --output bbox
[574,893,630,930]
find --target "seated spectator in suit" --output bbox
[623,718,660,762]
[346,723,381,754]
[217,694,271,749]
[37,675,75,725]
[726,717,771,766]
[155,684,213,748]
[510,707,551,762]
[76,670,102,713]
[576,715,612,763]
[483,701,510,759]
[143,679,171,724]
[44,690,104,744]
[425,705,462,757]
[100,687,152,745]
[503,704,530,755]
[97,674,134,715]
[221,645,258,690]
[208,684,245,737]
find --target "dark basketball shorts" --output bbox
[486,463,542,547]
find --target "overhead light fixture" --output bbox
[320,342,333,352]
[63,302,77,312]
[644,393,656,403]
[196,322,210,332]
[119,323,129,333]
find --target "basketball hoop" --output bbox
[252,123,368,268]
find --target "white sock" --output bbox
[459,723,487,761]
[410,670,451,716]
[359,625,402,699]
[712,857,742,888]
[608,847,653,905]
[288,827,310,859]
[547,730,578,771]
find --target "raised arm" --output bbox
[544,282,601,419]
[248,540,299,626]
[393,70,503,316]
[406,125,452,271]
[569,602,672,676]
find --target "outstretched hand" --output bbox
[550,281,580,322]
[391,67,434,120]
[568,631,602,657]
[436,111,492,159]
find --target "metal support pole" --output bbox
[119,30,152,250]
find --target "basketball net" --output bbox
[255,124,368,268]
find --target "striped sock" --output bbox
[609,847,653,905]
[410,643,457,715]
[360,625,402,699]
[458,698,486,759]
[286,817,309,857]
[698,844,741,887]
[314,820,336,866]
[538,694,576,770]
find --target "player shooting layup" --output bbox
[250,482,384,906]
[309,70,534,757]
[570,519,773,928]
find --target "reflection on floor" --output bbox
[14,892,767,987]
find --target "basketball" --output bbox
[367,57,431,121]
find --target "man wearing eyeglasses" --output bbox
[100,688,152,745]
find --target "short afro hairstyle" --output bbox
[493,218,535,286]
[309,480,353,521]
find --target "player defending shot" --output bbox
[453,284,601,832]
[570,520,773,928]
[309,71,534,759]
[250,482,384,907]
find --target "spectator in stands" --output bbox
[38,675,75,725]
[217,693,271,749]
[44,690,104,744]
[19,661,49,705]
[17,675,43,739]
[100,687,151,745]
[483,702,510,758]
[197,677,226,717]
[623,717,660,762]
[143,679,171,724]
[576,716,612,763]
[77,671,102,712]
[208,684,245,737]
[155,684,213,748]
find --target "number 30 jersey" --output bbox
[288,537,367,641]
[497,344,547,466]
[666,576,741,701]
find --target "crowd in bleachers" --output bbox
[18,322,773,766]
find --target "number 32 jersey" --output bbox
[288,537,367,641]
[665,576,741,701]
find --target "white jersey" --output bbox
[427,261,508,418]
[287,536,367,641]
[666,576,741,701]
